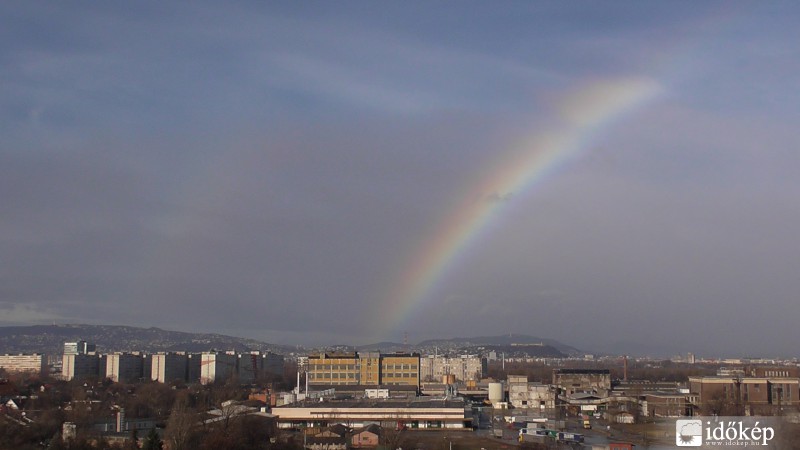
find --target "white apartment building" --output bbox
[0,354,47,375]
[103,353,144,382]
[200,352,237,385]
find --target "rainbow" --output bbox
[379,77,664,338]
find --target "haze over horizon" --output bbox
[2,2,800,358]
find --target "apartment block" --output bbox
[151,353,188,383]
[0,354,47,376]
[104,353,144,383]
[187,353,202,383]
[62,353,100,381]
[238,352,262,383]
[263,352,285,376]
[64,341,96,355]
[200,352,237,385]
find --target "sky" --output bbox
[2,1,800,357]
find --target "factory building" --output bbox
[689,376,800,415]
[507,374,558,410]
[307,352,420,387]
[419,355,485,382]
[380,353,420,386]
[274,397,472,430]
[553,369,612,396]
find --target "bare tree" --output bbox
[380,425,403,450]
[703,391,732,416]
[165,395,197,450]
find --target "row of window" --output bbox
[309,363,420,371]
[309,364,358,370]
[381,364,418,370]
[308,373,358,379]
[765,371,791,377]
[308,372,418,378]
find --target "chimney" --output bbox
[623,356,628,382]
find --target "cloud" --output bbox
[1,1,799,355]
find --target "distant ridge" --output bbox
[414,334,582,356]
[0,324,296,355]
[355,334,582,356]
[356,342,407,352]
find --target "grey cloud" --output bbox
[1,1,799,356]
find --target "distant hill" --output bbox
[0,324,296,355]
[415,334,582,356]
[462,343,566,358]
[356,342,407,352]
[352,334,582,357]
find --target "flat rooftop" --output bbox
[276,397,467,409]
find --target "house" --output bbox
[305,435,347,450]
[351,424,381,448]
[3,399,20,410]
[318,424,349,437]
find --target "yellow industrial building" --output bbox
[307,352,420,387]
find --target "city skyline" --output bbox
[2,2,800,357]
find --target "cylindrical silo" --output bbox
[488,382,504,404]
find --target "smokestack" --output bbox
[305,370,308,397]
[296,371,300,395]
[623,356,628,381]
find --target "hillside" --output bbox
[353,334,582,357]
[415,333,582,356]
[0,324,296,355]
